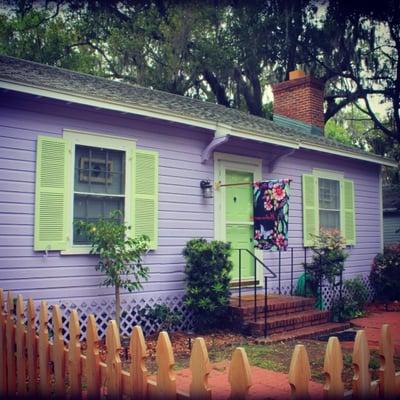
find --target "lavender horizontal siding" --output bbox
[212,137,381,289]
[0,93,214,302]
[0,91,382,305]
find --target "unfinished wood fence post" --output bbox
[323,336,344,399]
[352,330,371,399]
[155,331,176,400]
[86,314,101,400]
[105,320,122,399]
[26,298,37,395]
[228,347,252,400]
[0,289,7,396]
[16,294,27,396]
[288,344,311,400]
[379,324,396,399]
[39,300,51,398]
[52,304,66,398]
[130,325,148,399]
[68,309,82,399]
[189,337,211,400]
[6,291,16,397]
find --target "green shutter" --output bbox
[134,149,158,249]
[34,136,70,251]
[341,179,356,245]
[302,174,318,247]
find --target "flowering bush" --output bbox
[370,244,400,302]
[308,229,348,285]
[296,229,348,304]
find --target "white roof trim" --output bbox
[0,78,396,167]
[300,143,397,167]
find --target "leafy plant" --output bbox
[182,238,233,331]
[76,211,149,329]
[370,244,400,302]
[140,303,182,332]
[299,229,348,300]
[344,276,369,312]
[331,276,369,321]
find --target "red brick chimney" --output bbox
[272,70,325,135]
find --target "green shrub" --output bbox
[296,229,348,309]
[370,244,400,302]
[331,276,369,321]
[344,276,369,312]
[182,238,233,331]
[140,303,182,332]
[305,229,348,287]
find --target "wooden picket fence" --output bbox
[0,288,399,399]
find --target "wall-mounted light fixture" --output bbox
[200,179,213,198]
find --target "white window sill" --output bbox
[61,246,93,255]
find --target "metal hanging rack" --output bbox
[214,179,292,190]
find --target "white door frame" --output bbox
[213,152,264,286]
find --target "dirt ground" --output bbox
[116,329,400,391]
[94,303,400,392]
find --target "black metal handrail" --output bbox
[232,245,344,336]
[232,248,276,337]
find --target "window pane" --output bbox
[319,210,340,230]
[74,145,125,195]
[73,195,124,244]
[319,178,340,210]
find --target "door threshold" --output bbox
[230,279,260,288]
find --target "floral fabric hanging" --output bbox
[253,179,290,251]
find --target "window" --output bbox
[34,132,159,252]
[73,145,126,244]
[318,178,340,230]
[302,171,356,246]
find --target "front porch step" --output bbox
[253,322,351,343]
[247,309,330,336]
[229,294,316,320]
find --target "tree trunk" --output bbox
[115,284,121,330]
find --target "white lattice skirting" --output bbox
[26,276,374,340]
[31,293,193,340]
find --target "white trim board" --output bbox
[213,152,264,286]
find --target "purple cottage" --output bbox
[0,56,395,337]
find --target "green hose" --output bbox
[295,272,324,309]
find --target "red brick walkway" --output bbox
[174,360,323,399]
[346,311,400,355]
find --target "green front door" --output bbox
[225,170,254,280]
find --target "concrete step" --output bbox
[247,309,330,336]
[253,322,351,343]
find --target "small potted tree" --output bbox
[77,211,149,330]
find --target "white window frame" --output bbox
[61,129,136,255]
[313,169,344,232]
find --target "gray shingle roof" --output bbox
[0,54,395,166]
